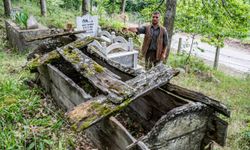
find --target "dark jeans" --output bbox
[145,50,160,70]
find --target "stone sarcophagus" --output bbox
[27,36,230,150]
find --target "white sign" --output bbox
[76,14,98,37]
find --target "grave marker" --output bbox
[76,14,98,37]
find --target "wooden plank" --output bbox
[141,103,212,150]
[47,64,92,105]
[146,128,206,150]
[126,64,179,99]
[27,37,96,71]
[39,74,51,93]
[67,64,178,131]
[26,30,86,42]
[126,89,189,131]
[206,115,228,146]
[56,47,134,104]
[37,65,51,92]
[162,83,230,117]
[51,84,75,110]
[85,116,143,150]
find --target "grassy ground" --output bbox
[0,51,75,149]
[168,53,250,150]
[0,4,79,150]
[173,73,250,150]
[0,1,249,150]
[11,1,81,29]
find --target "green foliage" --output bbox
[99,17,125,30]
[0,12,75,149]
[0,51,76,149]
[175,0,250,47]
[60,0,81,10]
[47,0,64,13]
[102,0,121,14]
[12,1,81,28]
[168,52,211,73]
[240,124,250,150]
[172,69,250,150]
[15,11,29,29]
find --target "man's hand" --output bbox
[161,53,166,61]
[122,27,138,33]
[122,27,129,33]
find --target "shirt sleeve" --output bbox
[163,28,168,47]
[136,26,146,34]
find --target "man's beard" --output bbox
[152,21,158,25]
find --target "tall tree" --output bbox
[164,0,177,60]
[40,0,47,16]
[121,0,126,14]
[3,0,12,17]
[176,0,250,69]
[82,0,90,15]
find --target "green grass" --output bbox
[168,53,250,150]
[0,51,76,149]
[12,1,81,29]
[0,6,76,150]
[0,1,249,149]
[241,36,250,45]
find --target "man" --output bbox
[123,11,168,69]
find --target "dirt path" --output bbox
[127,22,250,76]
[171,33,250,75]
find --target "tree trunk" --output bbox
[213,46,220,70]
[121,0,126,14]
[3,0,12,17]
[40,0,47,16]
[164,0,177,60]
[82,0,90,15]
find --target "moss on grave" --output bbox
[63,48,81,64]
[77,101,113,130]
[93,63,104,73]
[73,98,134,131]
[27,50,60,70]
[73,37,95,49]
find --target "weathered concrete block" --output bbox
[5,20,50,51]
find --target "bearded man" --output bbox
[123,11,168,69]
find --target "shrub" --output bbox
[168,51,211,73]
[15,11,29,29]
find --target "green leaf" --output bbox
[27,142,35,150]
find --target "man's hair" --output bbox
[152,11,161,16]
